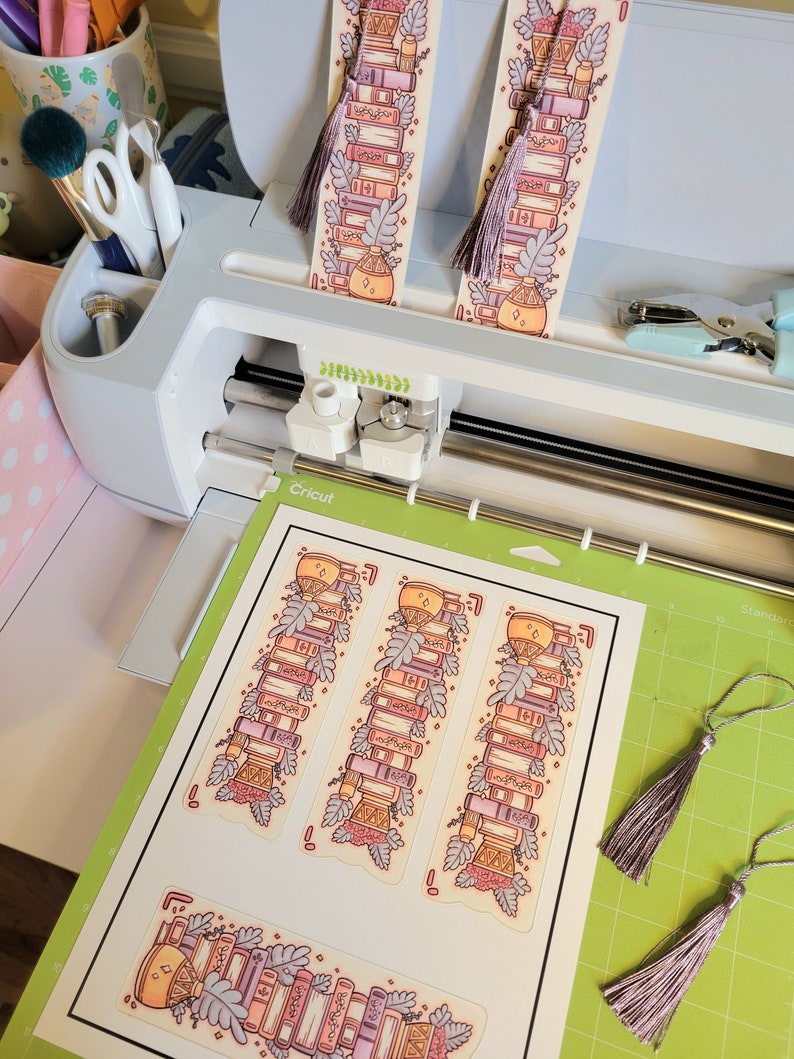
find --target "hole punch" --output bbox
[467,498,480,522]
[580,526,593,551]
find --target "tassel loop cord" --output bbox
[599,672,794,881]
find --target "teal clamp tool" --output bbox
[617,291,794,381]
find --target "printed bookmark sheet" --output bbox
[33,496,642,1059]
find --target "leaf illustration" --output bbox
[80,66,97,86]
[430,1004,451,1027]
[535,716,566,755]
[468,761,488,793]
[573,7,596,30]
[192,971,247,1045]
[345,123,359,143]
[561,180,579,207]
[281,747,298,775]
[386,827,403,850]
[445,1021,474,1050]
[400,0,428,40]
[333,824,352,842]
[395,92,415,128]
[375,625,421,671]
[468,278,488,305]
[147,84,156,105]
[511,57,531,94]
[334,618,351,642]
[400,151,414,177]
[340,31,357,62]
[266,943,311,985]
[450,612,469,635]
[362,194,407,252]
[512,871,531,895]
[330,149,358,192]
[271,596,319,637]
[455,867,475,887]
[517,224,567,283]
[351,723,372,754]
[186,912,214,936]
[441,652,459,677]
[394,786,414,816]
[266,1043,289,1059]
[323,792,353,827]
[308,646,337,683]
[325,199,343,226]
[476,722,490,742]
[486,659,536,707]
[519,827,539,860]
[345,582,362,604]
[251,800,273,827]
[240,688,260,716]
[370,840,393,870]
[557,686,575,711]
[299,683,313,701]
[342,0,358,13]
[529,756,545,776]
[312,973,332,993]
[43,65,71,97]
[445,835,475,871]
[563,643,582,668]
[207,754,237,786]
[235,925,263,949]
[387,990,417,1014]
[496,886,519,917]
[216,785,234,801]
[564,120,586,158]
[417,681,447,718]
[576,22,609,66]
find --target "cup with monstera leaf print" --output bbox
[0,6,168,155]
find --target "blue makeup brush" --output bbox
[20,107,136,274]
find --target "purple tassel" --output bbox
[602,880,745,1051]
[287,6,373,234]
[603,819,794,1051]
[450,0,574,281]
[449,114,534,283]
[287,75,356,234]
[600,673,794,882]
[599,734,715,882]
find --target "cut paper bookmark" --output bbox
[454,0,631,338]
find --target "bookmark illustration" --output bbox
[425,607,597,929]
[294,0,444,305]
[453,0,631,337]
[186,547,373,837]
[122,889,484,1057]
[303,575,481,880]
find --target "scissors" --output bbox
[83,124,163,279]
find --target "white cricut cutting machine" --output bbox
[15,0,794,866]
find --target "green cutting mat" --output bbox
[2,473,793,1059]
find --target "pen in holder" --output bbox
[0,4,167,156]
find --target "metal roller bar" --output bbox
[202,432,794,601]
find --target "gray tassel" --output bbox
[599,673,794,882]
[287,9,372,234]
[450,0,573,282]
[599,733,715,881]
[287,75,357,234]
[602,879,745,1050]
[602,819,794,1051]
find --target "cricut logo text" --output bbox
[290,481,335,505]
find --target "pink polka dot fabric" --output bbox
[0,258,82,587]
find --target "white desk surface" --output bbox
[0,472,184,873]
